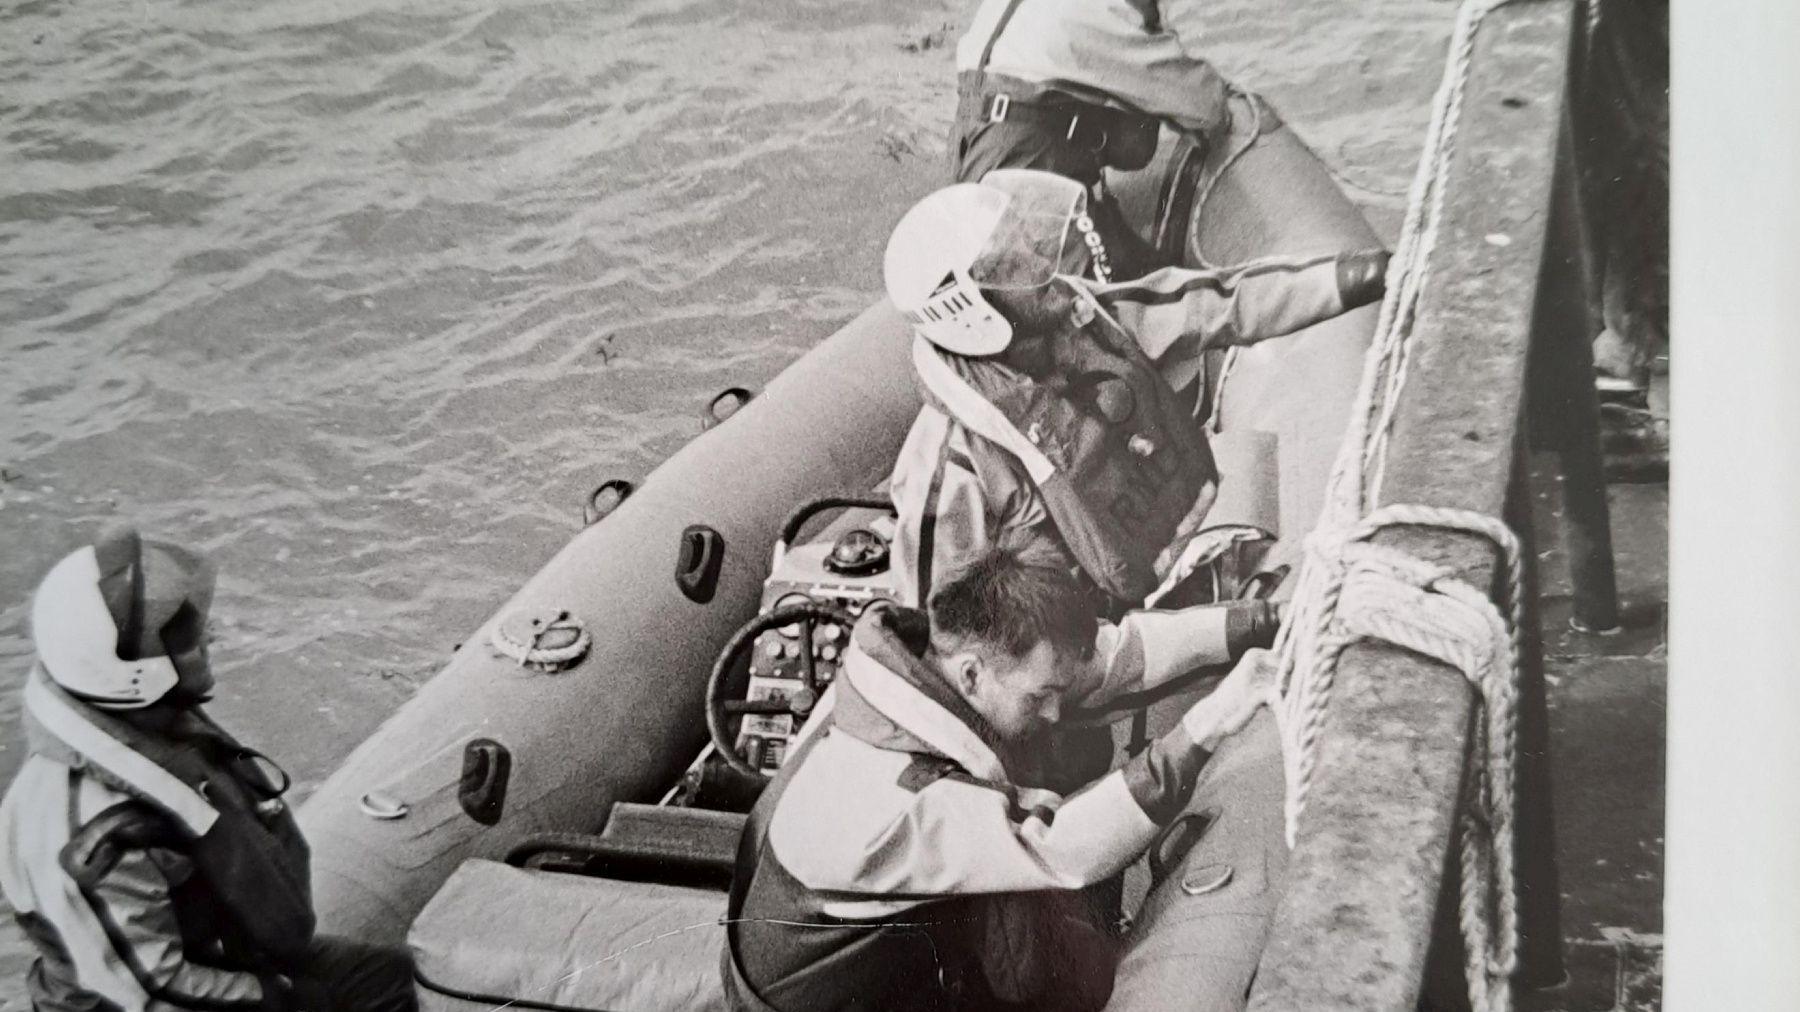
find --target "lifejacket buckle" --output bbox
[987,93,1011,124]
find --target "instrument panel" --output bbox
[735,513,900,773]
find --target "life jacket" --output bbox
[913,292,1218,602]
[20,669,316,966]
[721,730,1010,1012]
[723,609,1039,1012]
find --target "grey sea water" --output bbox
[0,0,1451,1000]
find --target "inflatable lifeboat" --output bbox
[299,91,1383,1011]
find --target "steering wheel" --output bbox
[707,601,857,778]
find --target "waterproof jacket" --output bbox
[723,606,1227,1012]
[956,0,1232,136]
[891,259,1350,609]
[0,670,313,1012]
[917,301,1215,603]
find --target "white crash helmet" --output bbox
[32,529,216,709]
[884,169,1105,356]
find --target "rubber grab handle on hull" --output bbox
[676,525,726,603]
[583,479,636,526]
[1150,808,1217,883]
[776,496,898,551]
[459,739,512,826]
[703,387,756,430]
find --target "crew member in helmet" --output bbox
[951,0,1247,278]
[722,546,1279,1012]
[853,169,1338,1009]
[0,528,417,1012]
[885,168,1383,616]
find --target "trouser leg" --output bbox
[299,935,418,1012]
[979,889,1123,1012]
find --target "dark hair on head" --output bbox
[926,545,1098,662]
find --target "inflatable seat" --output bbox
[410,859,729,1011]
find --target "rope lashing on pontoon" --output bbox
[1259,0,1525,1009]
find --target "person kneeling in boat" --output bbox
[722,546,1277,1012]
[0,528,417,1012]
[885,168,1377,652]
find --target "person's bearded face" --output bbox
[985,282,1080,376]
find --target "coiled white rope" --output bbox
[490,609,593,672]
[1262,0,1525,1009]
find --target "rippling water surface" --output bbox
[0,0,1451,997]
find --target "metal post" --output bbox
[1533,121,1621,633]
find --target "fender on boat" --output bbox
[299,302,921,943]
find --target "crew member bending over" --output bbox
[722,546,1277,1012]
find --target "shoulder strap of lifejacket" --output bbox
[912,337,1057,485]
[913,434,954,607]
[975,0,1032,73]
[23,672,220,836]
[59,798,188,890]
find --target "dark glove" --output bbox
[1223,599,1281,657]
[1335,249,1392,310]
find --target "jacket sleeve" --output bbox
[890,408,1052,608]
[1070,605,1238,711]
[76,845,270,1011]
[1095,253,1350,360]
[778,727,1212,898]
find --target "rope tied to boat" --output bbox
[1258,0,1525,1008]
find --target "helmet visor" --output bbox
[966,170,1091,291]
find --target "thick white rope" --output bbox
[490,610,593,671]
[1260,0,1525,1009]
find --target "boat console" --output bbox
[719,496,900,776]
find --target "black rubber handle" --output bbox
[1149,809,1215,883]
[703,387,756,430]
[458,739,511,826]
[777,496,897,550]
[503,831,735,890]
[676,525,726,603]
[583,479,635,526]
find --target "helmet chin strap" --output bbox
[167,664,215,706]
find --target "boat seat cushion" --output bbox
[601,802,746,872]
[411,859,728,1011]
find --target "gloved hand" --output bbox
[1179,648,1280,751]
[1117,650,1281,824]
[1335,249,1392,311]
